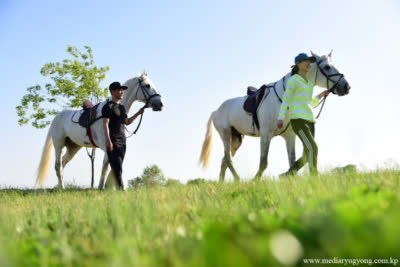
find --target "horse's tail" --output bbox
[35,124,54,187]
[199,112,214,169]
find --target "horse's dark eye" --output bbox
[324,65,331,71]
[145,84,151,88]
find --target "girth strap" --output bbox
[87,126,98,147]
[272,82,281,103]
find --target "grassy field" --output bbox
[1,170,400,267]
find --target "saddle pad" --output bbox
[243,91,257,114]
[243,86,269,130]
[243,86,267,113]
[78,103,101,128]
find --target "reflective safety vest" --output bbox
[278,74,320,123]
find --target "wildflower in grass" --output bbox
[270,230,303,265]
[176,226,186,237]
[196,231,203,240]
[248,212,256,222]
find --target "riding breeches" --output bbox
[107,144,126,189]
[290,119,318,175]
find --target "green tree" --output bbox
[16,45,110,187]
[128,165,166,188]
[128,177,144,188]
[141,165,166,186]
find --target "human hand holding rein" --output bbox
[318,90,330,98]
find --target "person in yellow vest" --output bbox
[277,53,330,176]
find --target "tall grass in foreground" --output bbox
[0,170,400,266]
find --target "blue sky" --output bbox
[1,0,399,187]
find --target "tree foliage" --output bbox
[128,165,166,188]
[16,45,109,128]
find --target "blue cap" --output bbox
[294,53,316,65]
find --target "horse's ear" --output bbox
[328,49,333,59]
[310,50,319,59]
[142,69,147,76]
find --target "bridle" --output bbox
[313,58,345,118]
[314,58,345,95]
[127,77,161,136]
[136,77,161,108]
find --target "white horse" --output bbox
[199,51,351,181]
[35,71,163,189]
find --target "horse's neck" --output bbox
[120,78,139,114]
[121,97,136,114]
[283,72,292,84]
[307,64,318,85]
[275,72,292,96]
[259,73,292,111]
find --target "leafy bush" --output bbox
[187,178,206,185]
[165,179,182,187]
[332,164,357,174]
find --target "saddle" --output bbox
[78,101,102,147]
[78,101,101,128]
[243,85,269,130]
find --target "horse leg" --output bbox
[62,141,81,169]
[231,131,243,156]
[219,132,242,182]
[53,140,65,189]
[98,154,109,190]
[280,131,304,177]
[105,170,118,189]
[217,128,241,182]
[99,156,119,190]
[215,125,229,182]
[253,133,272,181]
[219,159,228,182]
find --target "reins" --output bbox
[312,59,344,119]
[314,95,327,119]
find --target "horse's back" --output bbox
[212,96,259,135]
[214,96,244,122]
[51,102,107,147]
[216,96,244,113]
[212,90,281,136]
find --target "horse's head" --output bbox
[124,70,163,111]
[311,51,351,96]
[137,70,163,111]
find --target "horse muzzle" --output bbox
[150,98,163,111]
[333,79,351,96]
